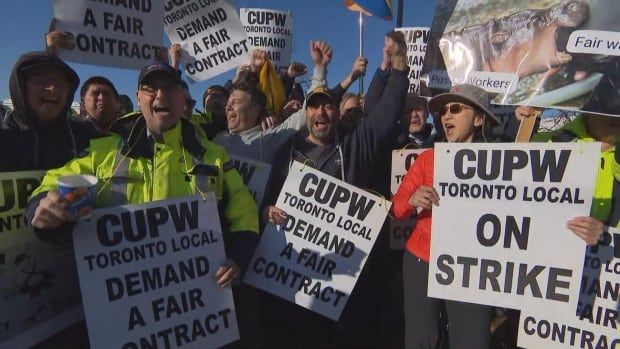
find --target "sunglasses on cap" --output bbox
[437,103,473,117]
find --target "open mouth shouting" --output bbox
[443,122,455,136]
[314,118,330,132]
[153,105,171,117]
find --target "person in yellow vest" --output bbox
[27,62,259,286]
[533,112,620,240]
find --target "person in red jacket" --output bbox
[392,84,500,349]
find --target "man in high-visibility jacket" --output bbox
[27,62,259,287]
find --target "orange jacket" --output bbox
[392,148,435,262]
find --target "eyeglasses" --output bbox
[139,83,180,97]
[437,103,473,117]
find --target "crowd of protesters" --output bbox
[0,18,618,349]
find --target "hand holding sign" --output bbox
[408,185,440,210]
[215,259,241,288]
[514,106,543,121]
[566,216,605,246]
[169,43,182,70]
[250,49,268,72]
[45,30,75,56]
[263,205,287,225]
[310,40,332,69]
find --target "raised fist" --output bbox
[310,41,332,68]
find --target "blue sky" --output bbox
[0,0,436,106]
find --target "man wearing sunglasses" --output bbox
[27,62,259,292]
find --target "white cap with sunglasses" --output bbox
[428,84,500,125]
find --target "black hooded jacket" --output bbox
[0,51,102,171]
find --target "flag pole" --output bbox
[358,11,364,95]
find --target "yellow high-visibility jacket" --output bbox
[29,114,259,268]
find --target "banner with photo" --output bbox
[240,8,293,74]
[0,171,82,348]
[422,0,620,117]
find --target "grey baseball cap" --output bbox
[428,84,500,125]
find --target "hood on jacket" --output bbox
[5,51,79,130]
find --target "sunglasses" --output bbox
[437,103,473,117]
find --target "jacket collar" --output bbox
[112,113,206,159]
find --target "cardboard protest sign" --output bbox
[424,0,620,117]
[396,27,430,94]
[165,0,250,82]
[429,143,599,311]
[0,171,82,348]
[390,149,426,250]
[240,8,293,73]
[517,227,620,348]
[229,154,271,207]
[244,161,390,320]
[73,194,238,349]
[53,0,165,69]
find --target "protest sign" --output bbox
[164,0,250,82]
[425,0,620,117]
[390,149,426,250]
[428,143,599,311]
[517,227,620,348]
[0,171,82,348]
[229,154,271,207]
[240,8,293,73]
[396,27,430,94]
[244,161,390,320]
[73,194,238,349]
[53,0,165,69]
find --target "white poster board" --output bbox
[428,143,599,311]
[390,149,426,250]
[73,194,238,349]
[244,161,390,320]
[396,27,429,94]
[229,154,271,207]
[0,171,82,348]
[164,0,250,82]
[240,8,293,73]
[518,227,620,348]
[53,0,165,69]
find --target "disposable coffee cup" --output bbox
[57,175,98,217]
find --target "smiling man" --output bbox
[262,32,410,349]
[0,51,101,171]
[400,94,436,148]
[213,41,334,165]
[27,62,259,289]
